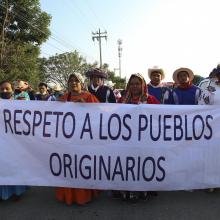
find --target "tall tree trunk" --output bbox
[0,0,9,67]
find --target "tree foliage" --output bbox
[0,0,51,85]
[39,53,126,90]
[39,51,98,89]
[193,74,204,86]
[102,63,126,89]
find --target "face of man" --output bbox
[39,85,48,95]
[0,82,13,99]
[68,76,82,93]
[177,71,190,84]
[150,71,162,86]
[129,76,142,97]
[0,82,13,93]
[91,76,104,88]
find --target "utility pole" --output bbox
[92,29,107,68]
[117,39,122,77]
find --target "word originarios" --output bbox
[49,153,166,182]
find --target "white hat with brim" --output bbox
[106,81,115,87]
[173,67,194,83]
[148,67,165,80]
[53,84,62,91]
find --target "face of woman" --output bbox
[177,71,190,84]
[129,77,142,97]
[150,71,162,86]
[68,76,82,93]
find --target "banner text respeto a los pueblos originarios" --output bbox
[0,100,220,191]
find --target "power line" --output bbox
[1,3,99,62]
[0,3,67,53]
[84,0,106,31]
[64,0,96,31]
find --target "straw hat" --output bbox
[148,66,165,80]
[173,67,194,83]
[53,84,62,91]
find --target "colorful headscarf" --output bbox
[14,80,29,91]
[121,73,149,104]
[68,72,86,90]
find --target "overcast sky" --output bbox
[40,0,220,82]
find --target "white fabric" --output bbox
[0,100,220,191]
[199,80,220,105]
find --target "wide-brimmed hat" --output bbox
[85,68,108,79]
[53,84,62,91]
[173,67,194,83]
[106,80,115,87]
[148,66,165,80]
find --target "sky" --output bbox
[40,0,220,82]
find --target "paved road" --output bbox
[0,187,220,220]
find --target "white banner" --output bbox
[0,100,220,190]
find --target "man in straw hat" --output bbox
[147,66,172,104]
[171,67,201,104]
[52,84,63,99]
[85,68,116,103]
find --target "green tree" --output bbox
[0,0,51,85]
[102,63,126,89]
[193,74,204,86]
[40,51,98,89]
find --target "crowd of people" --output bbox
[1,65,220,205]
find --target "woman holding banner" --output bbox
[119,73,159,202]
[0,81,29,200]
[55,72,99,205]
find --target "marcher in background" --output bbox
[0,81,29,200]
[0,81,14,100]
[27,84,36,100]
[56,72,99,205]
[198,65,220,105]
[198,66,220,193]
[35,82,56,101]
[171,68,201,105]
[147,66,172,104]
[106,80,122,103]
[198,66,217,91]
[86,68,116,103]
[119,73,159,202]
[13,80,30,100]
[53,84,63,99]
